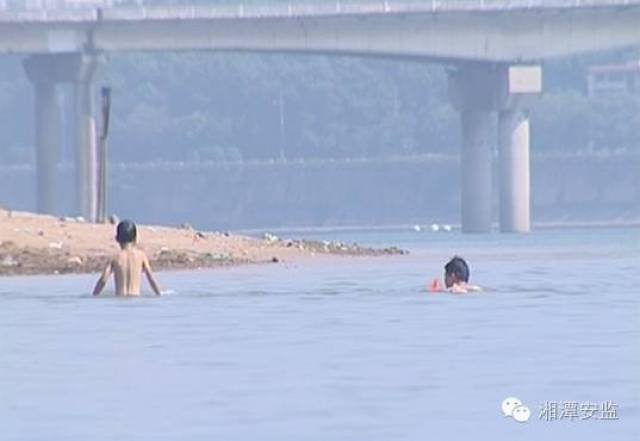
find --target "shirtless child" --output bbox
[92,220,161,296]
[443,256,482,294]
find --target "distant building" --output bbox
[587,60,640,97]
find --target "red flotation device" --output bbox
[429,278,442,293]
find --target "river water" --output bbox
[1,227,638,440]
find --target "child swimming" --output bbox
[443,256,481,293]
[92,220,162,297]
[431,256,482,294]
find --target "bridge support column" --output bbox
[23,53,101,220]
[460,110,493,233]
[33,81,60,215]
[448,63,503,233]
[23,56,62,214]
[449,63,541,233]
[498,109,530,232]
[73,61,99,221]
[497,65,541,233]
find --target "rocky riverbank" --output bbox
[0,209,405,276]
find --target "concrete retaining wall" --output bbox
[0,155,637,230]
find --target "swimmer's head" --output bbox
[116,220,137,246]
[444,256,469,287]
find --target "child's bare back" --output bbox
[110,247,156,296]
[93,220,161,297]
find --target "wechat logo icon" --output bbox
[502,397,531,423]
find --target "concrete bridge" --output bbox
[2,0,640,232]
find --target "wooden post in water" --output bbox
[97,86,111,223]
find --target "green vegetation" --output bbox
[1,50,638,165]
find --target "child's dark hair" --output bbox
[116,220,137,245]
[444,256,470,282]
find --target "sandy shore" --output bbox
[0,209,404,276]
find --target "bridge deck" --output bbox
[1,0,640,23]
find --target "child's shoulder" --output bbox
[131,247,150,262]
[134,247,149,256]
[447,283,482,294]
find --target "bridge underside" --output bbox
[1,5,640,61]
[4,3,639,230]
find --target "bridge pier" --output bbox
[23,56,62,215]
[460,110,494,233]
[497,65,540,233]
[449,63,540,233]
[33,81,61,215]
[23,54,100,220]
[448,63,503,233]
[72,56,100,222]
[498,108,530,233]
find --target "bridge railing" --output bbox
[2,0,640,22]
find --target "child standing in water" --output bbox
[92,220,161,297]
